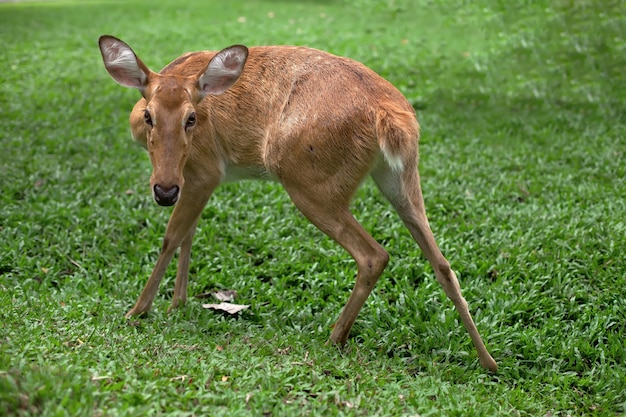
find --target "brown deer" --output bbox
[98,35,497,371]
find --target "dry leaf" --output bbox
[202,302,249,315]
[212,289,237,302]
[195,289,237,301]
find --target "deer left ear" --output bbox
[197,45,248,97]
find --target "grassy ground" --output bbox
[1,0,625,415]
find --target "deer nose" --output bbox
[153,184,180,206]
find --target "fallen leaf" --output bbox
[212,289,237,302]
[202,302,249,315]
[195,289,237,301]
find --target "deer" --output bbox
[98,34,497,372]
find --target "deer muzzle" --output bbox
[153,184,180,206]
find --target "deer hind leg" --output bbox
[125,181,215,318]
[371,161,497,371]
[280,181,389,345]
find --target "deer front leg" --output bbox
[168,218,199,313]
[125,182,214,318]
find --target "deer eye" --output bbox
[185,112,196,129]
[144,110,153,127]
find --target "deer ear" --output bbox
[197,45,248,97]
[99,35,151,92]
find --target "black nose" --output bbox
[153,184,180,206]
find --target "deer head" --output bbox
[98,35,248,206]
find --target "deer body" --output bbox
[131,47,413,187]
[99,36,497,371]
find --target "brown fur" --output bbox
[99,35,497,371]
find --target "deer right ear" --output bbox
[197,45,248,97]
[99,35,151,92]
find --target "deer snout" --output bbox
[153,184,180,206]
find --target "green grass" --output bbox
[1,0,625,415]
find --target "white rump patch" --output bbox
[381,146,404,172]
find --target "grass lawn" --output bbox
[1,0,625,415]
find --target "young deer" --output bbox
[98,35,497,371]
